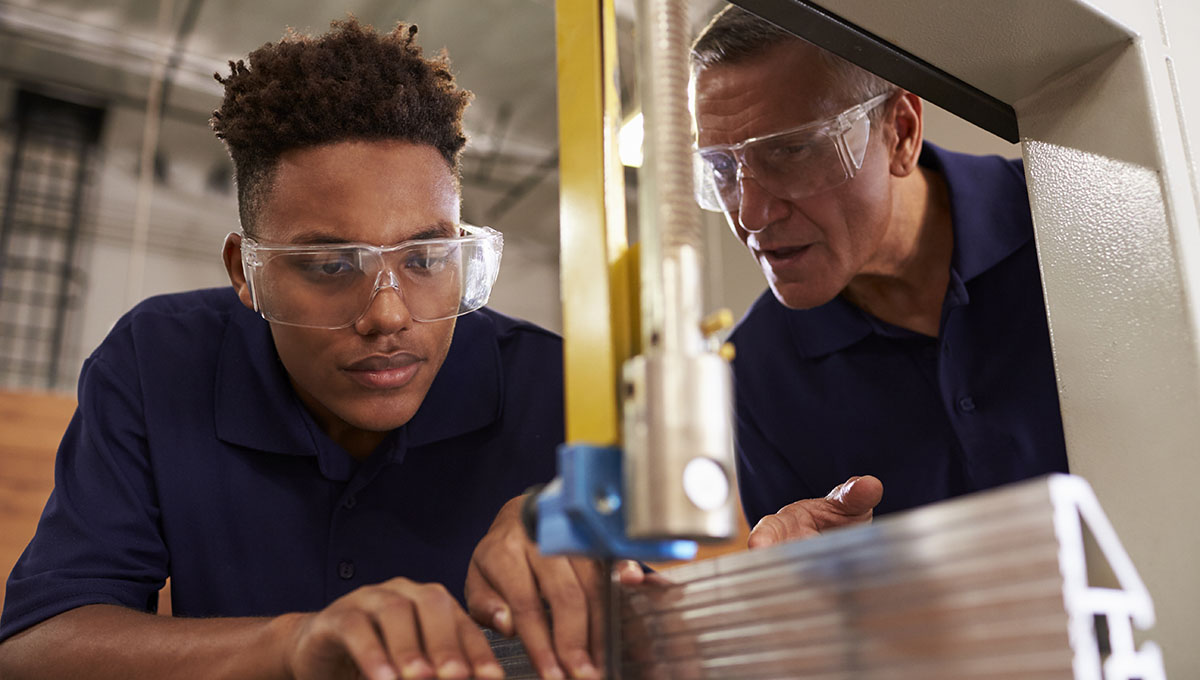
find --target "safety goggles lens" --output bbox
[693,92,889,213]
[240,226,502,329]
[696,131,854,212]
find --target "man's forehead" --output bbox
[253,140,461,244]
[693,41,840,145]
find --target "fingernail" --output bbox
[828,478,857,502]
[375,664,399,680]
[543,666,566,680]
[574,661,600,679]
[476,662,505,680]
[436,659,469,679]
[400,659,433,679]
[491,608,511,632]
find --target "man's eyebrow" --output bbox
[409,221,458,241]
[287,232,348,245]
[283,221,457,246]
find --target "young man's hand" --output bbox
[464,494,643,680]
[284,577,502,680]
[747,475,884,548]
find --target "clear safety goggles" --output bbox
[693,92,893,213]
[235,224,503,329]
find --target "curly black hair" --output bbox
[211,18,473,231]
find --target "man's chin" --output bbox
[337,396,422,433]
[770,281,836,310]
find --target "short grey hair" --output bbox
[691,5,897,122]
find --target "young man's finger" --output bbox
[464,562,513,636]
[465,525,542,637]
[475,552,564,680]
[369,592,433,680]
[571,558,607,677]
[334,610,402,680]
[614,560,646,586]
[407,585,472,680]
[456,615,505,680]
[531,556,598,679]
[508,604,564,680]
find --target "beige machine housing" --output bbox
[755,0,1200,676]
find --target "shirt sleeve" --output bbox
[0,347,168,642]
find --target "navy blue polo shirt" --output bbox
[730,143,1068,526]
[1,288,561,641]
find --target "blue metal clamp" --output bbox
[532,443,697,562]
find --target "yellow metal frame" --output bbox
[555,0,634,445]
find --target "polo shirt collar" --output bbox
[922,142,1033,283]
[785,295,873,358]
[784,143,1032,358]
[214,305,318,458]
[214,305,502,466]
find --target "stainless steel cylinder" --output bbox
[625,0,736,541]
[622,353,735,541]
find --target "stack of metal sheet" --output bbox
[489,474,1164,679]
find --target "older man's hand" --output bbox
[747,475,884,549]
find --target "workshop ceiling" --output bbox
[0,0,724,246]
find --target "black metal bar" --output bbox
[47,107,104,387]
[0,90,31,301]
[727,0,1019,142]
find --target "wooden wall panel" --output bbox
[0,390,75,613]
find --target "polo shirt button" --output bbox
[957,396,976,413]
[343,495,357,510]
[338,560,355,580]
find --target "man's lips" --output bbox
[756,243,814,264]
[343,353,423,389]
[346,353,421,371]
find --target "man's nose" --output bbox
[735,170,787,235]
[355,270,413,334]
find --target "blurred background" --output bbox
[0,0,1016,393]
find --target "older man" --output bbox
[691,6,1068,538]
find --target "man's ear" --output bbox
[886,90,924,178]
[222,233,255,311]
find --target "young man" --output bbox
[0,19,560,680]
[690,7,1068,540]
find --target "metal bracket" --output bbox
[533,443,698,562]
